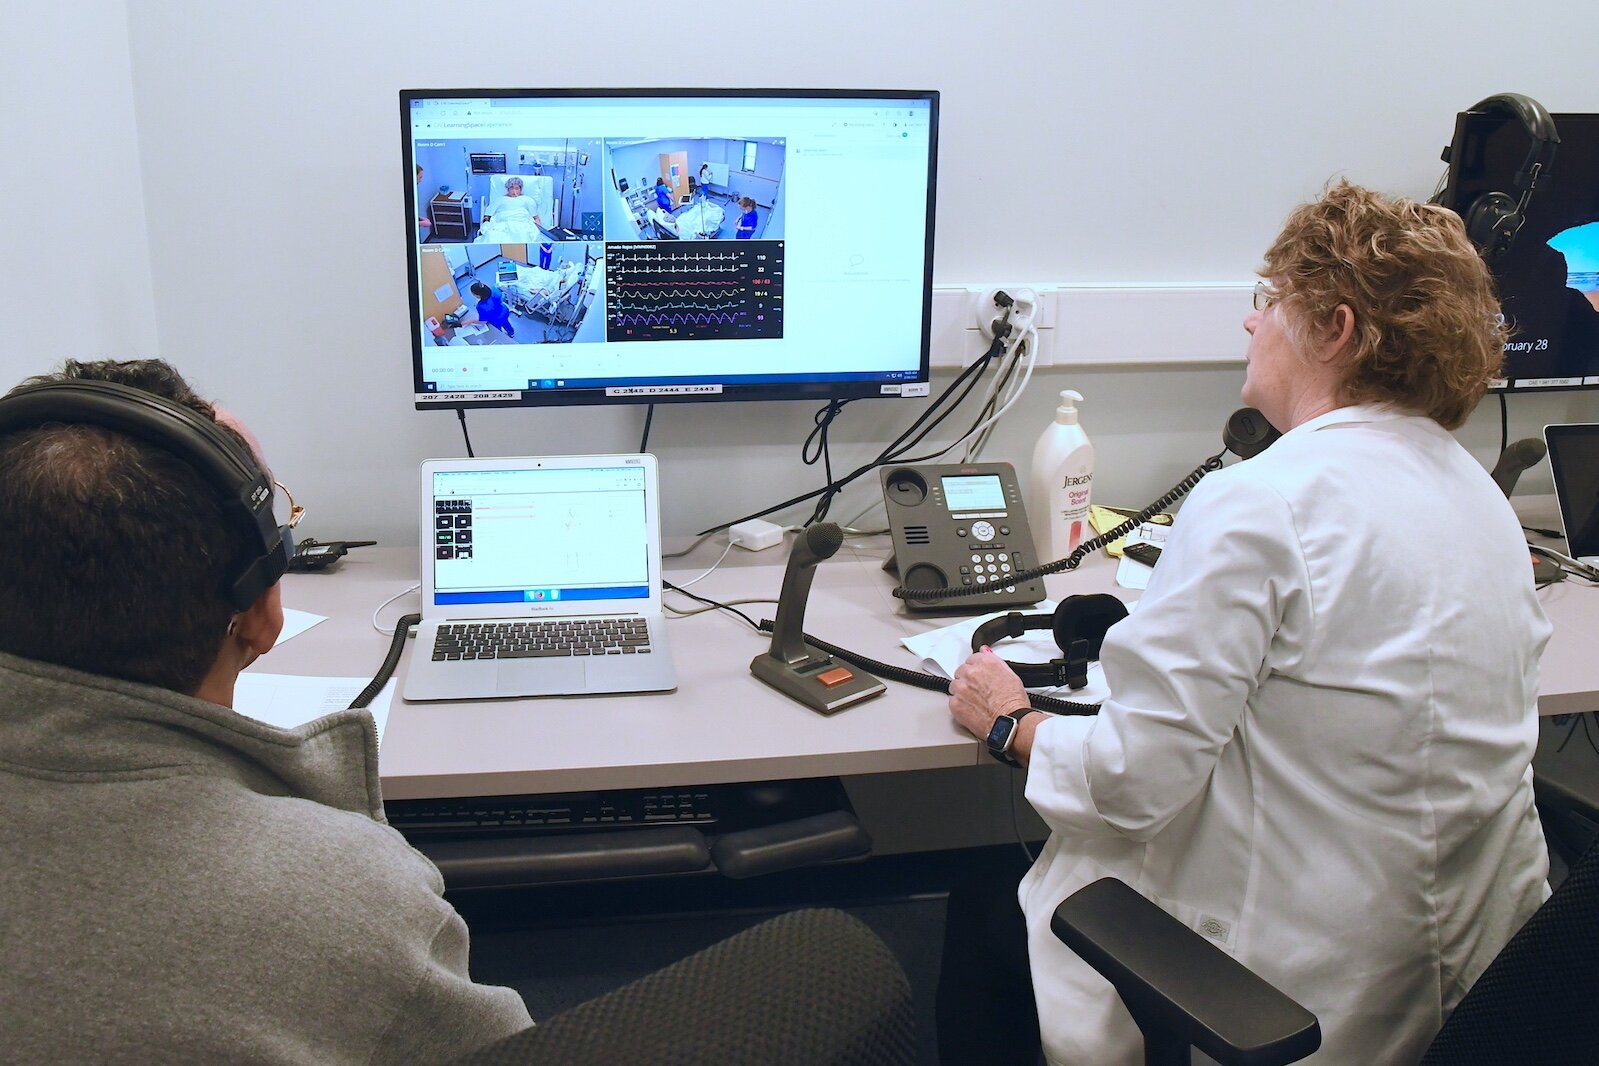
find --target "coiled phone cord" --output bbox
[756,619,1102,716]
[892,450,1227,603]
[349,613,420,710]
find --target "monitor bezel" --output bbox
[401,87,940,411]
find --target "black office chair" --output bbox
[1049,835,1599,1065]
[447,907,916,1065]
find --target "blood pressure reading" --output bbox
[941,474,1007,513]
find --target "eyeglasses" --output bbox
[273,479,305,529]
[1252,281,1279,312]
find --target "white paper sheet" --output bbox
[274,608,325,646]
[232,674,395,747]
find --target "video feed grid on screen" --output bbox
[403,91,937,407]
[605,242,783,342]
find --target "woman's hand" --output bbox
[948,648,1030,741]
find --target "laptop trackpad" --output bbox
[496,658,587,696]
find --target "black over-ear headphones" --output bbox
[1438,93,1559,261]
[0,379,293,611]
[971,593,1128,690]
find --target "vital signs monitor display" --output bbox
[402,89,938,408]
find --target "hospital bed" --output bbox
[478,174,556,243]
[503,260,585,323]
[648,199,726,240]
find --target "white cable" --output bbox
[962,323,1035,462]
[371,583,421,636]
[669,538,735,589]
[664,595,778,617]
[940,322,1036,462]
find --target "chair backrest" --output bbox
[1420,835,1599,1064]
[447,907,915,1066]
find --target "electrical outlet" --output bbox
[975,286,1040,338]
[928,286,1059,368]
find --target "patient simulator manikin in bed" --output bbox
[503,259,585,320]
[648,198,726,240]
[479,175,555,243]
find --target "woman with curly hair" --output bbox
[942,181,1551,1065]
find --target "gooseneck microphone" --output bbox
[768,523,845,665]
[751,523,885,714]
[1490,438,1547,497]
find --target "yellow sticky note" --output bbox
[1089,505,1173,557]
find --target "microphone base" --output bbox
[750,646,886,716]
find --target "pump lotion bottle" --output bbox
[1029,389,1094,561]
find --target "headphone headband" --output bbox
[972,594,1129,690]
[0,379,291,610]
[1467,93,1559,194]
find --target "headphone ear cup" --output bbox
[1465,191,1520,259]
[1051,593,1129,660]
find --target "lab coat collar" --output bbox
[1285,403,1421,440]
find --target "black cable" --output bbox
[802,400,851,524]
[456,409,475,458]
[639,403,655,453]
[1523,524,1563,539]
[755,619,1100,716]
[1498,393,1509,455]
[663,580,762,630]
[349,612,420,710]
[694,335,1008,537]
[1554,712,1599,757]
[895,451,1227,602]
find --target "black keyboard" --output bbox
[385,779,852,840]
[431,618,651,661]
[386,789,718,836]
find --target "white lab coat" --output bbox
[1021,405,1551,1065]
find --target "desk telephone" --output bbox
[879,462,1048,613]
[879,409,1280,614]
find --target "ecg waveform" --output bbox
[605,241,784,342]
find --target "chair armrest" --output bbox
[1052,878,1320,1066]
[447,908,914,1066]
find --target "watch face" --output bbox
[986,715,1016,753]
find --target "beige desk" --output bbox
[261,503,1599,802]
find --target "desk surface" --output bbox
[261,498,1599,800]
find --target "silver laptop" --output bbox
[402,454,677,701]
[1544,423,1599,567]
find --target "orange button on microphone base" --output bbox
[816,666,855,688]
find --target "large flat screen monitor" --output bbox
[1441,111,1599,392]
[402,88,938,409]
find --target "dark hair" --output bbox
[739,197,756,210]
[470,282,491,299]
[0,359,258,693]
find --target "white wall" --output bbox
[13,1,1599,547]
[0,0,156,368]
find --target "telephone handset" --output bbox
[886,409,1280,609]
[880,461,1048,614]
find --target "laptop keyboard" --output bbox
[431,618,652,661]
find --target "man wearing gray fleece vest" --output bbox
[0,360,533,1063]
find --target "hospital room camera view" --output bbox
[402,90,938,408]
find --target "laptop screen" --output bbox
[1546,424,1599,559]
[429,463,652,606]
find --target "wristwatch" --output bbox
[986,707,1042,767]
